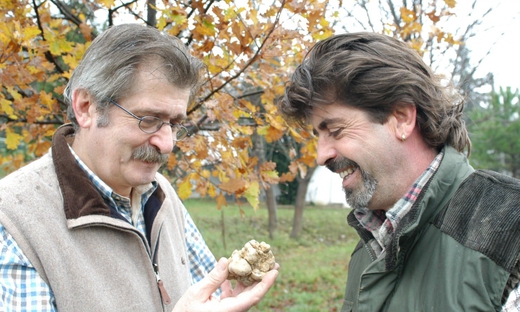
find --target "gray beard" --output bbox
[343,168,377,210]
[326,157,377,210]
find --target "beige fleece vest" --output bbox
[0,148,191,311]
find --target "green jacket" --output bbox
[342,147,520,311]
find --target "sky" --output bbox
[98,0,519,91]
[464,1,520,91]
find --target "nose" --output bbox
[316,136,337,166]
[149,124,175,153]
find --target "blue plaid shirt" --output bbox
[0,147,217,311]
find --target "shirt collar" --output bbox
[67,145,158,223]
[353,148,445,250]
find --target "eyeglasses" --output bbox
[108,98,189,141]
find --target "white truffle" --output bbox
[227,239,276,286]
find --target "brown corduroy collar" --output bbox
[51,124,112,220]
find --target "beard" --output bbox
[131,145,169,166]
[327,157,378,210]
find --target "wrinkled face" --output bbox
[76,69,190,197]
[311,103,404,211]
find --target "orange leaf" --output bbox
[79,23,92,41]
[216,193,227,210]
[279,172,296,183]
[218,178,247,194]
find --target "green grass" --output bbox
[184,198,359,312]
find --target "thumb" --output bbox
[195,257,229,296]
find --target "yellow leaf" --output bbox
[400,7,416,23]
[39,91,54,109]
[1,98,14,117]
[98,0,116,8]
[444,0,456,8]
[244,181,259,210]
[208,184,217,197]
[23,26,41,39]
[194,20,216,37]
[157,16,167,30]
[177,177,192,200]
[201,169,211,179]
[6,87,21,101]
[6,128,23,150]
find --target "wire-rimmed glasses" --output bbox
[107,98,189,141]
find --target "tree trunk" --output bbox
[252,132,278,238]
[290,166,316,239]
[147,0,157,27]
[265,185,278,239]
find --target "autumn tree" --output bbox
[1,0,503,240]
[0,0,330,224]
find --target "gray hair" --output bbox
[64,23,204,130]
[280,32,470,154]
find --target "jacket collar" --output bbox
[347,146,474,270]
[52,124,112,219]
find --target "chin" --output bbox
[133,166,159,182]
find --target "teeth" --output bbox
[339,167,354,179]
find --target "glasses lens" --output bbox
[174,125,189,141]
[138,116,163,133]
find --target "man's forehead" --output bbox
[310,105,343,124]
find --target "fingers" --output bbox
[220,269,279,311]
[193,257,229,298]
[172,260,279,312]
[220,280,233,299]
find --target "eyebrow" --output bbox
[318,117,344,130]
[169,112,187,122]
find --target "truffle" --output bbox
[227,239,276,286]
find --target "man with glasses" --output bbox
[0,23,278,311]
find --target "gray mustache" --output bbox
[131,145,168,165]
[326,157,358,172]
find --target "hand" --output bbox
[172,257,279,312]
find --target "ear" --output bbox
[391,104,416,141]
[71,89,96,129]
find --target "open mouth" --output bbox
[338,166,357,179]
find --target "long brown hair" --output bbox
[280,32,470,154]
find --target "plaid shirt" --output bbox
[352,148,520,311]
[353,150,443,255]
[0,147,217,311]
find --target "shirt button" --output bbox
[181,257,186,265]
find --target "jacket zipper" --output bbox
[153,263,172,305]
[151,228,172,306]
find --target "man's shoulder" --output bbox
[434,169,520,272]
[0,153,54,188]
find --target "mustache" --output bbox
[326,157,358,172]
[131,145,168,165]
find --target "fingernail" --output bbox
[217,257,228,271]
